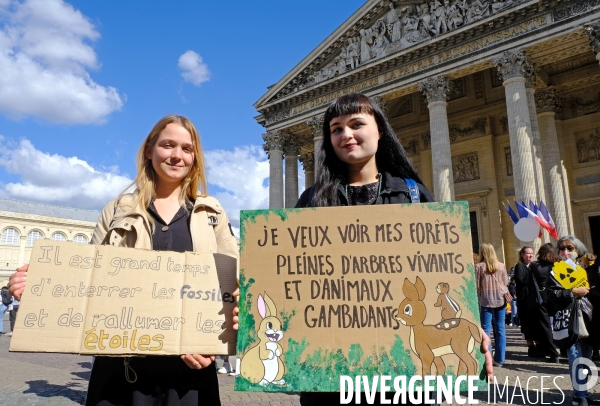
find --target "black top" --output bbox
[346,181,379,205]
[296,172,434,208]
[148,201,194,252]
[513,262,529,301]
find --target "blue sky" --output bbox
[0,0,365,231]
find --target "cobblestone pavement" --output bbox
[0,328,598,405]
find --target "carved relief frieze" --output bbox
[390,96,412,117]
[264,108,291,125]
[270,0,526,101]
[420,95,429,115]
[571,92,600,117]
[449,118,487,142]
[504,146,513,176]
[474,72,484,99]
[575,128,600,164]
[422,132,431,149]
[553,1,600,22]
[499,116,509,134]
[452,152,480,183]
[574,199,600,212]
[491,71,504,88]
[448,78,466,101]
[420,117,487,149]
[403,138,419,156]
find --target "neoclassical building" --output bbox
[255,0,600,263]
[0,199,99,283]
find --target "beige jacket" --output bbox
[91,193,238,259]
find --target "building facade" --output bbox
[0,199,99,282]
[255,0,600,262]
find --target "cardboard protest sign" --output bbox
[10,241,237,356]
[235,202,485,392]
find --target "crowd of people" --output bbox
[475,238,599,406]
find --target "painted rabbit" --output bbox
[240,292,286,386]
[396,276,481,377]
[434,282,462,320]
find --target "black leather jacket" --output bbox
[295,172,434,207]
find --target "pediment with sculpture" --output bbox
[270,0,523,102]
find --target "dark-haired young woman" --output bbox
[294,93,493,405]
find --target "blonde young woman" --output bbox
[8,115,238,406]
[476,243,509,367]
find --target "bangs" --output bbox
[324,93,375,122]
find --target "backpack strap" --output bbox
[404,178,421,203]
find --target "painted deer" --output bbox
[395,276,481,376]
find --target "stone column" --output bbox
[524,66,549,242]
[300,152,315,189]
[307,114,324,176]
[535,88,570,238]
[493,51,540,237]
[418,76,455,202]
[584,23,600,64]
[283,134,301,208]
[262,131,284,209]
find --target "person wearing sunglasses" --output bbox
[547,235,600,406]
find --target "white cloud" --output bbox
[0,0,123,124]
[0,139,270,234]
[178,50,210,86]
[204,145,269,235]
[0,137,131,210]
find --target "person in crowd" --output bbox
[508,277,518,326]
[231,93,493,406]
[476,242,508,367]
[547,235,599,406]
[0,284,11,335]
[8,297,19,337]
[527,243,560,363]
[513,246,540,357]
[217,356,235,375]
[8,115,238,406]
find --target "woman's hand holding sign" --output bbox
[8,264,28,301]
[181,354,216,370]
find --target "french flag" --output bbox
[519,201,559,240]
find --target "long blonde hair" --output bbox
[479,243,499,274]
[125,115,208,214]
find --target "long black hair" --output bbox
[311,93,422,207]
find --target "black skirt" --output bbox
[86,356,220,406]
